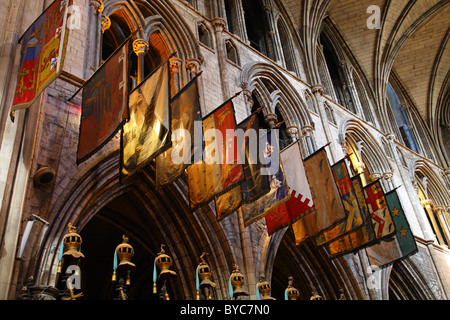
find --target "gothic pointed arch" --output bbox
[33,142,237,300]
[339,118,393,178]
[240,61,313,129]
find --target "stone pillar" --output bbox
[354,161,366,185]
[382,172,394,191]
[311,84,337,163]
[264,113,277,128]
[169,57,183,97]
[434,206,450,245]
[85,0,104,77]
[262,2,280,62]
[301,125,315,155]
[286,126,299,142]
[133,39,149,85]
[212,17,229,100]
[422,199,446,245]
[185,58,201,80]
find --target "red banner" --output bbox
[12,0,71,112]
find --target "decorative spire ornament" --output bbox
[56,223,85,300]
[228,264,249,299]
[285,276,299,300]
[111,235,136,286]
[256,275,276,300]
[153,244,177,299]
[195,252,216,300]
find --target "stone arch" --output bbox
[339,118,392,177]
[410,159,449,207]
[240,61,313,129]
[34,144,237,299]
[389,257,438,300]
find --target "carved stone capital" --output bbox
[101,14,111,33]
[286,126,299,139]
[386,133,396,141]
[311,84,324,95]
[212,17,227,32]
[133,39,149,55]
[370,172,382,180]
[265,113,278,127]
[421,199,434,209]
[301,125,314,137]
[89,0,104,14]
[383,172,393,181]
[354,161,365,174]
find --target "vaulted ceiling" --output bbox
[282,0,449,154]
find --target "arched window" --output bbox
[324,102,336,125]
[386,82,419,153]
[198,22,213,49]
[320,34,356,113]
[101,11,137,91]
[225,39,239,65]
[277,18,296,72]
[242,0,275,60]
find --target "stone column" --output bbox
[212,17,229,100]
[311,84,337,163]
[286,126,299,142]
[169,57,183,97]
[382,172,394,191]
[185,58,201,80]
[422,199,446,245]
[264,113,277,128]
[133,39,149,85]
[434,206,450,245]
[301,125,315,155]
[262,2,280,62]
[85,0,104,77]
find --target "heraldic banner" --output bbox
[12,0,72,113]
[265,141,314,235]
[241,129,291,227]
[77,39,131,164]
[291,147,346,245]
[366,188,418,268]
[187,99,244,209]
[121,59,171,180]
[326,174,377,258]
[156,74,202,187]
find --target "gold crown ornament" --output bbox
[196,252,216,300]
[285,276,300,300]
[153,244,177,294]
[228,264,249,299]
[256,275,276,300]
[112,235,136,284]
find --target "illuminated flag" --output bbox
[366,188,418,268]
[11,0,72,115]
[213,111,271,220]
[291,147,346,245]
[78,39,131,164]
[156,75,202,187]
[326,175,377,258]
[315,159,364,245]
[187,99,244,209]
[265,141,314,236]
[241,129,291,227]
[121,59,171,180]
[364,180,395,240]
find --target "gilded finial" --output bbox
[68,223,77,233]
